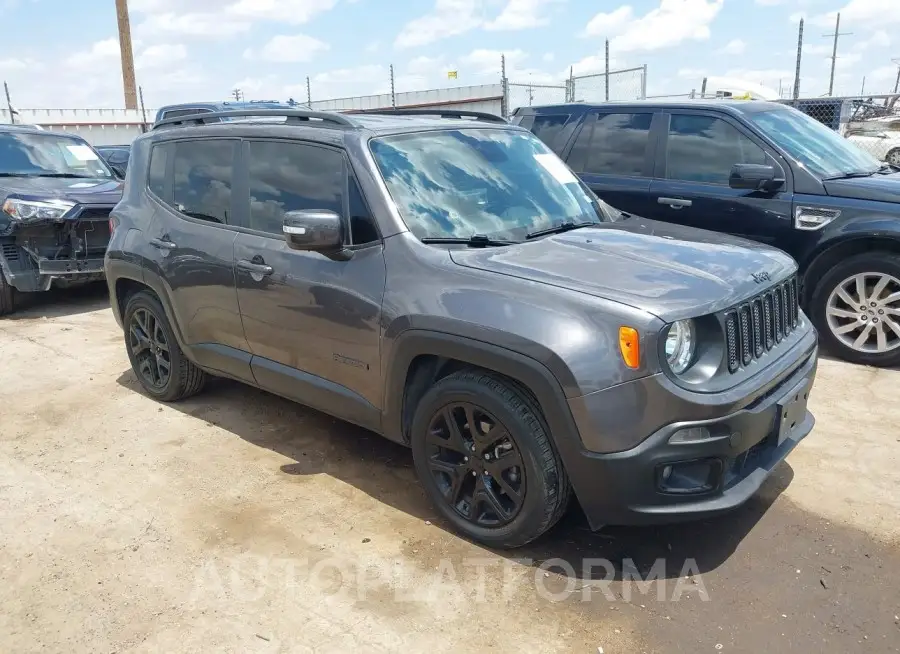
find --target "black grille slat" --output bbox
[763,293,774,350]
[773,288,783,342]
[751,299,763,357]
[722,275,800,374]
[738,306,752,366]
[725,312,739,373]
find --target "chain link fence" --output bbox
[503,65,647,117]
[505,83,568,111]
[780,94,900,165]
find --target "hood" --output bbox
[0,176,123,206]
[449,217,797,322]
[823,171,900,204]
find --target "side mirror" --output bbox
[729,163,784,192]
[283,209,350,259]
[111,164,127,179]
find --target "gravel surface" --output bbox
[1,284,898,653]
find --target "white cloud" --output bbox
[754,0,785,5]
[394,0,484,48]
[484,0,562,31]
[583,0,725,53]
[0,57,32,71]
[581,5,634,38]
[244,34,329,63]
[812,0,900,28]
[677,68,706,78]
[136,43,187,69]
[724,67,794,88]
[226,0,338,24]
[542,52,555,62]
[137,12,250,38]
[719,38,746,55]
[65,38,120,69]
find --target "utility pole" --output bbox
[893,59,900,94]
[389,64,396,108]
[115,0,138,110]
[4,81,15,124]
[823,12,852,96]
[604,39,610,102]
[793,18,803,99]
[306,76,312,108]
[231,88,243,101]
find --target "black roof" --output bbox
[516,99,789,115]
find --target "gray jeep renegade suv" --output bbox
[105,108,818,548]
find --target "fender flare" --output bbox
[382,329,600,516]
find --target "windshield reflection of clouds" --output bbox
[750,109,880,178]
[0,132,111,177]
[370,128,602,240]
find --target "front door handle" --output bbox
[658,197,693,209]
[149,237,177,250]
[237,259,274,276]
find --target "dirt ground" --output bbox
[1,284,899,654]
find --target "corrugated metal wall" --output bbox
[0,84,504,145]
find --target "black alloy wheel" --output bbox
[425,402,525,527]
[129,307,171,389]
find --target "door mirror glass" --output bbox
[110,164,127,179]
[728,163,783,192]
[283,209,342,251]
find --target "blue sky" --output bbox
[0,0,897,109]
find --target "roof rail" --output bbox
[152,109,357,131]
[357,108,507,124]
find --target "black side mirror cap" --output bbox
[282,209,352,259]
[729,163,785,192]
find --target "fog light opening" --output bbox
[656,458,722,495]
[668,426,712,444]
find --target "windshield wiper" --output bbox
[420,234,518,247]
[526,220,598,240]
[34,173,99,178]
[0,172,36,177]
[823,169,879,180]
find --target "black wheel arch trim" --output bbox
[799,228,900,303]
[382,328,602,524]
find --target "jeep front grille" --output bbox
[723,276,800,373]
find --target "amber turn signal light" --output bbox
[618,326,640,369]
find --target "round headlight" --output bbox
[665,319,695,374]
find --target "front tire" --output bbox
[410,370,571,548]
[811,252,900,367]
[886,147,900,168]
[123,290,206,401]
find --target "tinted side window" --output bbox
[529,114,571,153]
[148,143,169,201]
[567,112,653,176]
[247,141,343,236]
[348,175,379,245]
[172,140,235,224]
[666,114,767,185]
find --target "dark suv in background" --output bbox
[0,125,122,315]
[105,108,817,548]
[516,100,900,368]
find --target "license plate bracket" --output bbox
[776,379,810,446]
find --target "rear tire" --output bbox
[123,290,206,401]
[410,370,571,548]
[810,252,900,367]
[0,271,14,317]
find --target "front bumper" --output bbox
[566,329,818,528]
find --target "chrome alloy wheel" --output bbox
[826,272,900,353]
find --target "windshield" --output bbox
[748,107,882,179]
[0,131,114,178]
[369,127,605,241]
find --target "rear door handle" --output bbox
[658,197,693,209]
[149,237,177,250]
[237,259,274,276]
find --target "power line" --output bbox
[822,12,853,96]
